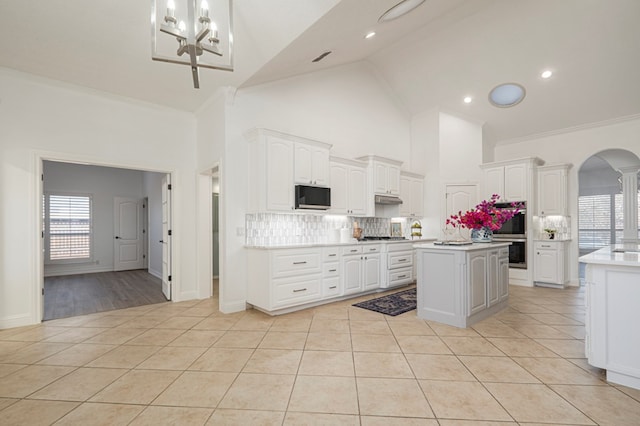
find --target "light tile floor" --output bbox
[1,284,640,425]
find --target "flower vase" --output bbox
[471,227,493,243]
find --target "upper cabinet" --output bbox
[399,172,424,218]
[329,157,367,216]
[246,128,332,213]
[358,156,402,196]
[294,142,330,187]
[537,164,571,216]
[480,158,543,202]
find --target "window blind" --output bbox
[47,195,92,260]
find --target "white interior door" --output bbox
[114,197,144,271]
[445,184,478,240]
[161,174,172,300]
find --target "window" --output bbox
[44,194,92,261]
[579,192,640,251]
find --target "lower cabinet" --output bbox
[417,244,510,328]
[534,240,569,287]
[343,245,381,295]
[247,244,383,315]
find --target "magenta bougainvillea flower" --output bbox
[446,194,522,231]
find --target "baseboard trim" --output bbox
[148,269,162,279]
[220,300,248,314]
[44,266,113,277]
[0,313,38,330]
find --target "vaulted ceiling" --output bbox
[1,0,639,144]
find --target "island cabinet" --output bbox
[415,243,510,328]
[581,245,640,390]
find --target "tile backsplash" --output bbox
[245,213,416,246]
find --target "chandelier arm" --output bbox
[187,44,200,88]
[202,44,222,56]
[196,27,210,43]
[160,25,185,40]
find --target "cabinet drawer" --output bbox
[535,242,557,251]
[322,277,341,298]
[272,250,321,278]
[388,251,413,268]
[273,276,321,308]
[323,262,340,277]
[389,267,413,286]
[499,248,509,258]
[387,242,414,252]
[342,246,362,256]
[363,244,381,253]
[323,247,341,261]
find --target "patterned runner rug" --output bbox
[352,288,417,316]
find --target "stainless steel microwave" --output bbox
[295,185,331,210]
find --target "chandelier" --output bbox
[151,0,233,88]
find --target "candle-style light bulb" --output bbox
[178,20,186,32]
[210,21,218,39]
[201,0,209,18]
[166,0,176,17]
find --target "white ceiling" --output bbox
[2,0,639,144]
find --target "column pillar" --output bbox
[618,166,639,244]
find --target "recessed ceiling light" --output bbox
[489,83,526,108]
[365,31,376,39]
[379,0,426,23]
[541,70,553,79]
[463,96,472,104]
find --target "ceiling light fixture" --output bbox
[489,83,526,108]
[151,0,233,89]
[463,96,472,104]
[541,70,553,79]
[365,31,376,39]
[379,0,426,23]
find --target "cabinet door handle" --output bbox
[293,288,307,293]
[329,269,337,272]
[350,249,358,253]
[329,286,337,289]
[541,245,551,248]
[398,258,407,262]
[328,253,337,257]
[293,261,307,265]
[397,275,407,279]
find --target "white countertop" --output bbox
[579,244,640,267]
[246,238,437,250]
[414,241,512,251]
[534,238,572,242]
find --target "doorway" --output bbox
[40,160,172,320]
[578,149,640,282]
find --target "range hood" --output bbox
[375,194,403,205]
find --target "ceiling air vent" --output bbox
[312,51,332,63]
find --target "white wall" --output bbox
[410,109,484,237]
[43,161,144,276]
[143,171,164,279]
[0,69,198,328]
[494,116,640,284]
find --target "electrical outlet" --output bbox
[236,227,245,237]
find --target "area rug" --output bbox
[352,288,417,316]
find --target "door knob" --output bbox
[115,236,120,239]
[159,240,164,243]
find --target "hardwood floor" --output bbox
[44,270,167,321]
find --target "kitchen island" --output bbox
[580,244,640,390]
[415,242,511,328]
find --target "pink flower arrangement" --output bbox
[446,194,522,231]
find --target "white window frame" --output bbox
[44,192,94,264]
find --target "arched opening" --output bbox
[578,149,640,282]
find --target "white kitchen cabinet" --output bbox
[383,242,414,289]
[357,155,402,196]
[342,245,381,295]
[329,157,367,215]
[534,240,569,287]
[322,246,341,298]
[480,158,542,202]
[537,164,571,216]
[246,128,332,213]
[416,242,510,328]
[400,172,424,217]
[247,247,323,312]
[294,142,330,187]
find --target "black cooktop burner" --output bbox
[361,236,407,241]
